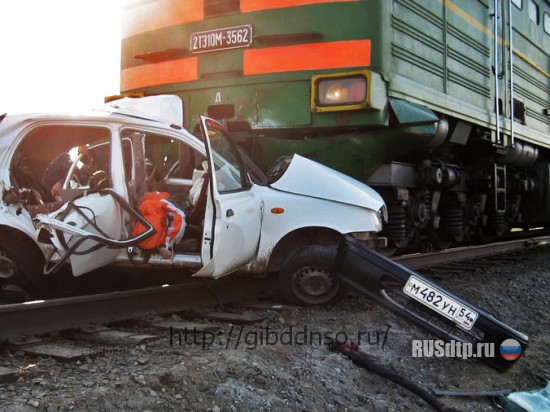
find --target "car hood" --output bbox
[270,154,385,211]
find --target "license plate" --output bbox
[190,25,253,54]
[403,275,478,330]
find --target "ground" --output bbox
[0,249,548,411]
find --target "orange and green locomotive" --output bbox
[119,0,550,251]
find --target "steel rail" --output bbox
[0,277,275,342]
[394,234,550,270]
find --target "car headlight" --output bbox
[380,204,388,223]
[372,205,387,232]
[311,70,372,112]
[373,210,383,232]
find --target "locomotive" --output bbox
[119,0,550,252]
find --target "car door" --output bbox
[36,191,154,276]
[193,116,263,278]
[34,130,155,276]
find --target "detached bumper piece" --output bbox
[333,235,528,372]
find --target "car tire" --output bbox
[0,238,43,302]
[278,245,347,306]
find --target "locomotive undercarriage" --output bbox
[240,111,547,255]
[371,133,545,254]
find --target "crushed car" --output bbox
[0,95,386,305]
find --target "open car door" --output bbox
[193,116,263,278]
[35,189,155,276]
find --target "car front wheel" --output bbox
[278,245,347,306]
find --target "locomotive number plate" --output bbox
[190,25,253,54]
[403,275,478,330]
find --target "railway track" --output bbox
[394,233,550,270]
[0,277,276,342]
[1,234,549,342]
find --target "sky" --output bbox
[0,0,122,114]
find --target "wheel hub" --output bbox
[294,267,335,297]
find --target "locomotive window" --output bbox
[544,13,550,35]
[512,0,522,9]
[528,0,539,24]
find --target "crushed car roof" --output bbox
[0,95,184,129]
[98,95,183,126]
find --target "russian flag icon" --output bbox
[500,338,522,361]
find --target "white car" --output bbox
[0,96,386,305]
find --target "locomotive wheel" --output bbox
[0,238,43,303]
[380,246,398,257]
[427,230,452,251]
[278,245,347,306]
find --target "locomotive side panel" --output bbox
[387,0,495,129]
[390,1,492,124]
[512,5,550,141]
[389,0,447,102]
[386,0,549,145]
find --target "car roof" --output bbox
[0,97,206,159]
[1,95,184,130]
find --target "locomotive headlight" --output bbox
[319,77,366,105]
[311,70,373,112]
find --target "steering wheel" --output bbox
[89,170,109,190]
